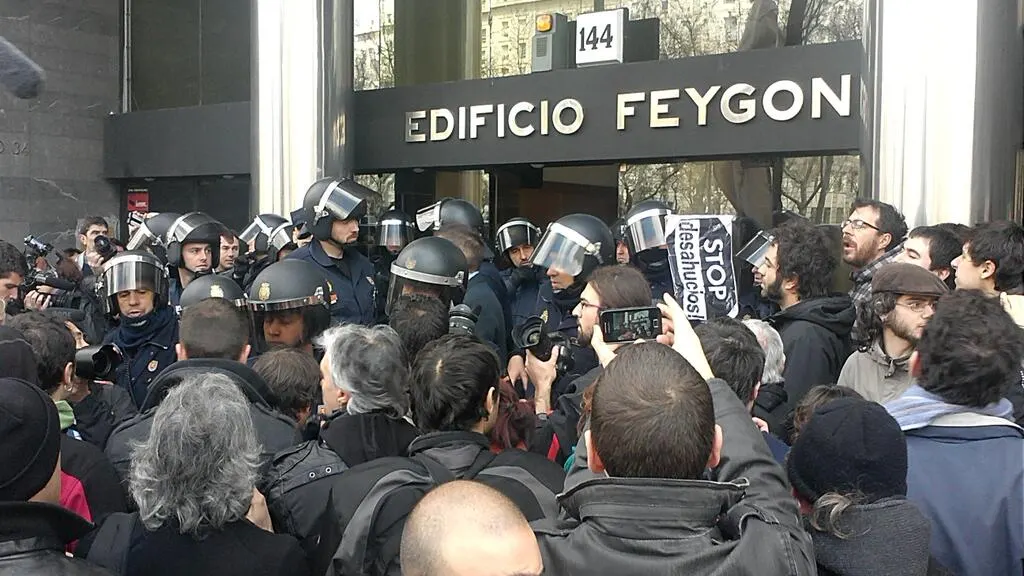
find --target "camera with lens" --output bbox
[23,234,53,258]
[92,234,118,264]
[512,316,575,376]
[74,344,122,382]
[449,304,479,337]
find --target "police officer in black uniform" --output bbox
[100,250,179,409]
[416,197,511,329]
[496,217,545,334]
[125,212,182,263]
[287,177,379,326]
[506,213,614,397]
[163,212,223,308]
[611,217,631,265]
[247,259,333,356]
[371,208,415,322]
[623,200,675,302]
[386,235,468,315]
[235,213,295,291]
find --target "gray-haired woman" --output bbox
[83,373,309,576]
[262,324,418,541]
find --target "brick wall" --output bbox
[0,0,120,250]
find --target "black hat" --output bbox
[0,378,61,501]
[872,262,948,298]
[0,326,40,385]
[787,397,908,503]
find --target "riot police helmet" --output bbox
[611,218,628,244]
[302,177,382,242]
[240,213,293,261]
[126,212,181,251]
[531,213,615,283]
[246,259,332,351]
[495,217,542,256]
[415,197,485,233]
[377,208,415,254]
[99,250,169,316]
[387,236,468,315]
[624,200,673,255]
[165,212,223,271]
[179,273,247,310]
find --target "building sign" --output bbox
[353,41,861,172]
[575,8,627,67]
[667,215,738,321]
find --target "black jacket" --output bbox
[529,366,602,466]
[0,502,113,576]
[61,434,127,524]
[104,359,301,497]
[533,378,815,576]
[261,411,419,541]
[768,295,855,414]
[70,384,138,451]
[465,273,508,360]
[323,431,566,576]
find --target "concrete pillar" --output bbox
[861,0,1023,226]
[251,0,354,217]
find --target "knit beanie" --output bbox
[0,377,61,501]
[787,397,908,503]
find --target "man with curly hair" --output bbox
[754,220,855,417]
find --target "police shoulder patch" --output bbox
[147,359,159,372]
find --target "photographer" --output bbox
[75,216,109,277]
[22,253,109,345]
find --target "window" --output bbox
[518,42,527,59]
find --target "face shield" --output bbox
[241,217,293,256]
[415,201,443,233]
[313,180,381,225]
[100,253,168,315]
[736,231,775,268]
[385,262,466,316]
[530,222,599,278]
[378,218,414,253]
[126,221,159,251]
[626,208,671,253]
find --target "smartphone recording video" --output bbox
[599,306,662,344]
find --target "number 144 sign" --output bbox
[575,8,627,67]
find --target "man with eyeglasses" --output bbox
[841,199,908,313]
[838,263,947,404]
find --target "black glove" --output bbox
[231,253,251,286]
[507,265,535,291]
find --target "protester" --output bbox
[262,324,419,541]
[791,385,865,443]
[897,225,962,289]
[0,377,114,575]
[841,199,907,311]
[756,221,854,416]
[387,293,450,364]
[788,397,950,575]
[84,374,309,576]
[886,290,1024,575]
[400,480,543,576]
[840,263,946,403]
[489,379,537,452]
[253,347,321,429]
[742,318,788,434]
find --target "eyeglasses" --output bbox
[579,300,602,312]
[896,300,936,313]
[843,218,880,232]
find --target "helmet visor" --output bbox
[495,222,539,254]
[736,231,775,267]
[415,201,443,233]
[125,223,156,251]
[626,208,671,253]
[530,222,591,277]
[102,255,167,313]
[378,219,414,251]
[315,180,380,224]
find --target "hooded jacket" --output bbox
[261,410,420,541]
[837,340,913,404]
[533,378,815,576]
[104,358,301,499]
[769,295,855,414]
[808,497,950,576]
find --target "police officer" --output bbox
[611,218,631,265]
[506,213,614,394]
[247,259,333,356]
[288,177,379,326]
[496,217,545,333]
[179,273,248,311]
[236,213,295,291]
[623,200,674,302]
[416,197,511,333]
[372,208,415,322]
[125,212,181,263]
[100,250,179,409]
[386,236,468,315]
[163,212,223,307]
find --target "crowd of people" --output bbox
[0,178,1021,576]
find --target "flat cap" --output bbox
[872,262,948,297]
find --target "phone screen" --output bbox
[600,307,662,343]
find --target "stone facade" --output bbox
[0,0,120,250]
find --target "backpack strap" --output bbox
[464,449,498,479]
[411,453,456,484]
[86,512,141,573]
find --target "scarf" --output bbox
[551,282,583,315]
[885,384,1014,431]
[112,306,176,351]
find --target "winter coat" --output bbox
[0,502,113,576]
[261,411,419,541]
[59,435,127,528]
[103,309,179,410]
[503,265,546,336]
[104,359,301,499]
[768,295,855,413]
[807,497,951,576]
[529,366,602,466]
[903,413,1024,576]
[533,378,815,576]
[70,383,138,451]
[837,339,913,404]
[465,273,508,360]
